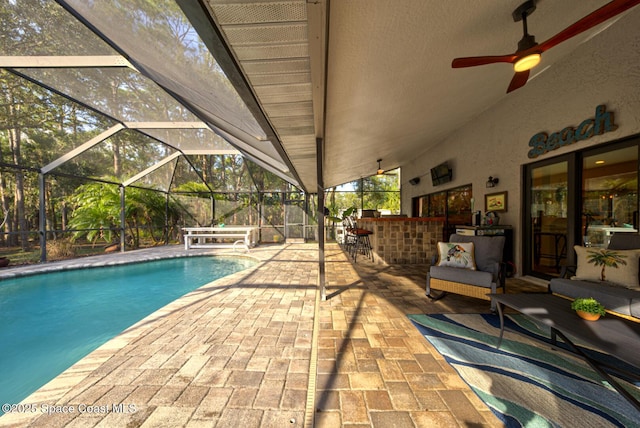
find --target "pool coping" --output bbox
[0,244,263,281]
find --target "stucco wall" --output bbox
[401,9,640,275]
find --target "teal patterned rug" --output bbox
[408,313,640,427]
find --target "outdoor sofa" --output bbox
[549,233,640,319]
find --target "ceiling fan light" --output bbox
[514,53,541,72]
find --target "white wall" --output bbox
[401,9,640,274]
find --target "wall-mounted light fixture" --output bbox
[486,176,499,188]
[376,159,384,176]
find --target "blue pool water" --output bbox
[0,256,254,411]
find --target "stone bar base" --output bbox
[357,217,445,264]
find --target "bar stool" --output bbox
[344,216,373,262]
[342,218,357,255]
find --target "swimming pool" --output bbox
[0,256,255,412]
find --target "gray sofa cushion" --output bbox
[449,234,505,275]
[429,265,494,288]
[549,277,640,317]
[631,298,640,318]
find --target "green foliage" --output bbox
[67,180,181,247]
[125,186,181,247]
[173,181,211,195]
[327,206,356,223]
[67,182,121,244]
[324,172,401,221]
[571,297,606,316]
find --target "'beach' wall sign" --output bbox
[528,105,617,159]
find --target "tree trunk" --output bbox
[202,156,209,182]
[0,146,10,246]
[110,83,122,178]
[61,200,67,231]
[46,184,56,239]
[8,120,29,251]
[113,138,122,178]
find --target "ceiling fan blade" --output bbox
[507,70,530,93]
[452,54,518,68]
[538,0,640,52]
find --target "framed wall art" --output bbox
[485,191,507,212]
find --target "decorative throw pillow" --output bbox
[572,245,640,289]
[437,242,476,270]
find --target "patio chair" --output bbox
[426,233,506,310]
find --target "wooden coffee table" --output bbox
[489,293,640,412]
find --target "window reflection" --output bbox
[414,184,472,240]
[531,162,569,275]
[583,146,638,247]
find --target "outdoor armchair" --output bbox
[426,233,506,311]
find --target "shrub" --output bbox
[47,239,77,260]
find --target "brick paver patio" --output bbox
[0,243,542,427]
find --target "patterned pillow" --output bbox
[437,242,476,270]
[572,245,640,289]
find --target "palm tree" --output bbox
[68,180,180,248]
[587,249,627,281]
[67,181,120,245]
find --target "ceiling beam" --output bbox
[181,149,240,155]
[0,55,135,69]
[122,152,182,187]
[41,124,125,174]
[213,126,290,173]
[307,0,329,140]
[123,121,208,129]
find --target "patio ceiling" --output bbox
[2,1,639,192]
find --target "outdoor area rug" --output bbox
[408,313,640,427]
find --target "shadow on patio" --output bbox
[315,243,543,427]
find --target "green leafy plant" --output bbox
[571,297,606,316]
[327,206,356,224]
[587,249,627,281]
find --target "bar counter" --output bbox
[357,217,445,264]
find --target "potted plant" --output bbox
[571,297,606,321]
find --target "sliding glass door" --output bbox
[524,139,639,279]
[525,158,571,277]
